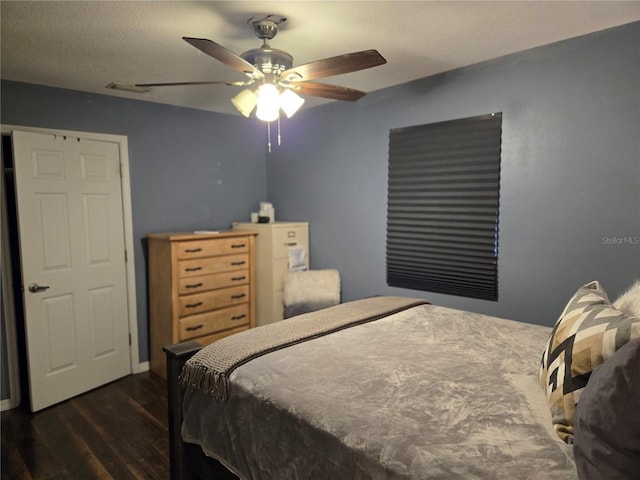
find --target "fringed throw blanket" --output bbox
[181,296,428,401]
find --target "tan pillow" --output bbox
[538,281,640,443]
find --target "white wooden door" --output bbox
[12,130,131,411]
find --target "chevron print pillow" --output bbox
[539,280,640,444]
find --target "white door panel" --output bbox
[12,130,131,411]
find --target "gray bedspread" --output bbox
[182,302,576,480]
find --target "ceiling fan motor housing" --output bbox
[241,47,293,76]
[242,17,293,76]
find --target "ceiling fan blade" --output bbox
[290,82,367,101]
[281,50,386,82]
[182,37,265,80]
[135,80,248,88]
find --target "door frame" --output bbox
[1,124,140,410]
[1,139,21,410]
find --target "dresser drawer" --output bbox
[179,285,249,316]
[194,325,250,346]
[177,237,250,259]
[178,269,249,295]
[179,304,250,341]
[273,225,309,258]
[178,254,249,278]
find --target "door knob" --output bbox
[28,283,50,293]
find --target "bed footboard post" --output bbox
[164,341,203,480]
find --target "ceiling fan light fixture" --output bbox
[256,83,281,122]
[231,89,258,117]
[280,89,305,118]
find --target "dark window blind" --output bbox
[386,113,502,301]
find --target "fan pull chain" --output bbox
[266,116,284,153]
[277,115,282,146]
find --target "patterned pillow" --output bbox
[538,280,640,444]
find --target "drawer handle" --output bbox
[231,276,246,281]
[185,282,204,289]
[231,293,246,300]
[184,248,203,253]
[185,324,203,332]
[231,243,246,249]
[285,242,298,246]
[230,261,246,266]
[231,314,246,321]
[185,266,203,272]
[185,301,203,308]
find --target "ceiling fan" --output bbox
[136,15,387,122]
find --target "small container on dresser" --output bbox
[232,221,309,326]
[147,231,256,378]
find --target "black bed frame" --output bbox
[163,342,239,480]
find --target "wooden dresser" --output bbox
[147,231,256,378]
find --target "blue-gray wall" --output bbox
[1,22,639,403]
[0,82,267,381]
[266,22,640,326]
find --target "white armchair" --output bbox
[282,269,341,319]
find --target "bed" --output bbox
[164,285,640,480]
[165,281,640,480]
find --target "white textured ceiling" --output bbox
[2,1,639,116]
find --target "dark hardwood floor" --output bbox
[1,372,170,479]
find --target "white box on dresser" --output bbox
[232,222,309,326]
